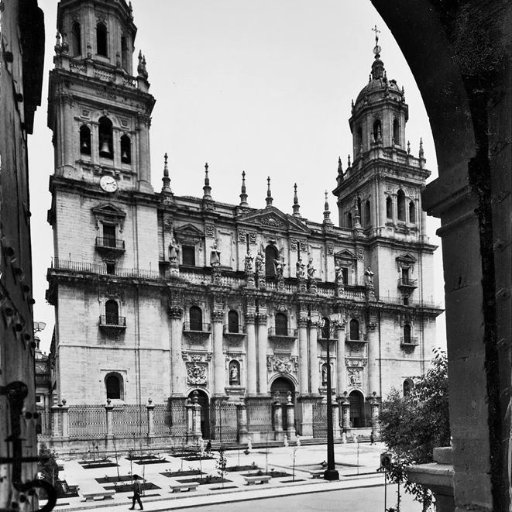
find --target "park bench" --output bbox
[309,469,326,479]
[80,490,115,501]
[170,482,199,493]
[243,475,271,485]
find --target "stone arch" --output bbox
[349,390,365,428]
[188,389,210,439]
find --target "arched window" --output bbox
[189,306,202,331]
[229,360,240,385]
[356,126,363,153]
[349,319,360,341]
[403,379,413,397]
[321,317,330,339]
[105,299,119,325]
[393,118,400,145]
[228,310,239,333]
[397,190,406,221]
[404,323,412,344]
[72,22,81,56]
[365,200,371,226]
[265,245,279,278]
[409,201,416,224]
[357,197,362,219]
[386,196,393,219]
[105,373,122,400]
[275,312,288,336]
[373,119,382,143]
[79,125,91,155]
[120,134,131,164]
[96,22,108,57]
[98,116,113,159]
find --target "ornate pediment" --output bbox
[237,206,309,234]
[335,249,356,262]
[92,203,126,231]
[396,253,417,271]
[175,223,204,245]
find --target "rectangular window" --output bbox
[106,262,116,275]
[103,224,116,247]
[182,245,195,266]
[342,267,349,285]
[402,268,410,284]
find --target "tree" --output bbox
[38,443,59,498]
[379,348,450,510]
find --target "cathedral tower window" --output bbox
[189,306,202,331]
[409,201,416,223]
[105,372,123,400]
[72,22,81,56]
[397,190,406,221]
[120,134,131,164]
[99,116,114,159]
[102,223,116,247]
[275,312,288,336]
[79,125,91,155]
[373,119,382,144]
[349,319,360,340]
[182,245,195,266]
[401,267,410,284]
[386,196,393,219]
[121,36,129,70]
[393,118,400,145]
[96,22,108,57]
[105,299,119,325]
[265,245,279,277]
[228,310,239,333]
[403,323,412,344]
[403,378,414,396]
[365,200,371,226]
[356,126,363,153]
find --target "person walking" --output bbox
[129,475,143,510]
[370,431,375,445]
[206,439,212,455]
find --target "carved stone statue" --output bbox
[307,257,316,279]
[169,232,179,265]
[296,258,305,279]
[365,266,374,286]
[229,361,240,385]
[274,253,285,279]
[255,250,264,275]
[335,264,344,285]
[244,253,254,274]
[210,239,221,267]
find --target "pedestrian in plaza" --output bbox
[129,474,143,510]
[370,431,375,445]
[206,439,212,454]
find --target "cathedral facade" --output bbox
[44,0,441,449]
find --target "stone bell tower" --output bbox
[48,0,155,193]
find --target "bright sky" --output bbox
[30,0,445,352]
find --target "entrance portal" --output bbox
[349,390,365,428]
[188,390,210,438]
[270,377,295,431]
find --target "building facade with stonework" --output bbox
[44,0,441,450]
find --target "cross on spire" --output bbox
[203,162,212,199]
[292,183,301,217]
[266,176,273,207]
[239,171,248,206]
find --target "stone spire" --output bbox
[239,171,248,206]
[419,138,425,159]
[371,25,385,80]
[161,153,172,193]
[292,183,301,217]
[266,176,273,207]
[203,162,212,199]
[323,191,332,225]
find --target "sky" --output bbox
[29,0,445,352]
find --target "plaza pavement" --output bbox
[48,441,404,511]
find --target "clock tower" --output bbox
[47,0,161,406]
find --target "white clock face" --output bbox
[100,175,118,193]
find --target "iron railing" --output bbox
[95,237,125,250]
[183,322,211,333]
[99,315,126,327]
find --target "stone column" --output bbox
[186,399,194,438]
[192,398,202,439]
[50,405,61,437]
[340,392,351,438]
[332,401,340,439]
[367,320,379,396]
[309,321,319,394]
[369,393,380,439]
[137,114,152,190]
[246,314,257,395]
[336,323,346,397]
[105,399,113,438]
[298,318,309,395]
[286,393,296,440]
[146,398,155,437]
[257,314,268,395]
[237,400,249,444]
[212,310,225,396]
[273,400,284,437]
[169,306,184,397]
[61,400,69,438]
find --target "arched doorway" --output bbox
[188,389,210,439]
[271,377,295,431]
[349,390,365,428]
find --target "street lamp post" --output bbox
[324,322,339,481]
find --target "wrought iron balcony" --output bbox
[268,327,298,342]
[345,334,367,343]
[95,237,125,253]
[99,315,126,330]
[223,324,246,342]
[398,278,418,289]
[400,336,419,347]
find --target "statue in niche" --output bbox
[255,250,264,275]
[244,252,254,274]
[274,248,286,279]
[210,239,221,267]
[168,231,179,265]
[322,363,328,385]
[335,264,344,285]
[307,257,316,279]
[229,361,240,385]
[365,266,374,287]
[296,258,306,280]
